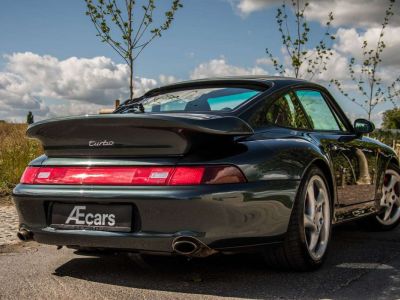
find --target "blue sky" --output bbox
[0,0,281,78]
[0,0,399,125]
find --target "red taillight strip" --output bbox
[20,167,40,184]
[20,165,246,186]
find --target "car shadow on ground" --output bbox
[53,223,400,299]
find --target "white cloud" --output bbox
[259,46,349,82]
[334,26,400,67]
[0,51,394,125]
[229,0,400,27]
[0,53,271,122]
[343,109,385,127]
[227,0,279,16]
[4,52,130,105]
[158,74,178,85]
[0,52,168,121]
[307,0,400,28]
[309,50,349,82]
[190,57,267,79]
[0,54,270,122]
[255,57,273,66]
[46,101,104,118]
[0,71,51,121]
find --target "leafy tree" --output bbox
[331,0,399,121]
[382,108,400,129]
[266,0,335,80]
[84,0,183,100]
[26,111,34,125]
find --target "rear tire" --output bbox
[361,164,400,231]
[263,166,332,271]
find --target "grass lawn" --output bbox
[0,123,43,195]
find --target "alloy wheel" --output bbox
[376,169,400,226]
[303,175,330,260]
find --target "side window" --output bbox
[207,91,259,111]
[295,90,341,131]
[249,92,310,129]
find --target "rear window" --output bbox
[122,87,264,113]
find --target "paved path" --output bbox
[0,198,19,246]
[1,224,400,299]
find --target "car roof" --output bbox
[165,75,309,85]
[143,76,314,97]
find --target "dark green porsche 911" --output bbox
[13,76,400,271]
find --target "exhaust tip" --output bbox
[172,236,218,257]
[172,240,199,256]
[17,228,33,242]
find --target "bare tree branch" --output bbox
[84,0,183,100]
[331,0,397,121]
[265,1,335,80]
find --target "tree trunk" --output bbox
[129,62,134,100]
[128,0,133,100]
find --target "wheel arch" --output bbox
[304,159,337,207]
[389,156,400,168]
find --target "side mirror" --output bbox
[354,119,375,135]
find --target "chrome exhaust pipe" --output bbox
[173,239,199,256]
[172,236,217,257]
[17,228,33,242]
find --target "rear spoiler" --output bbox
[27,114,254,157]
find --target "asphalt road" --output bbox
[1,223,400,300]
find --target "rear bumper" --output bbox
[13,180,299,253]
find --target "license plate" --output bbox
[51,204,132,232]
